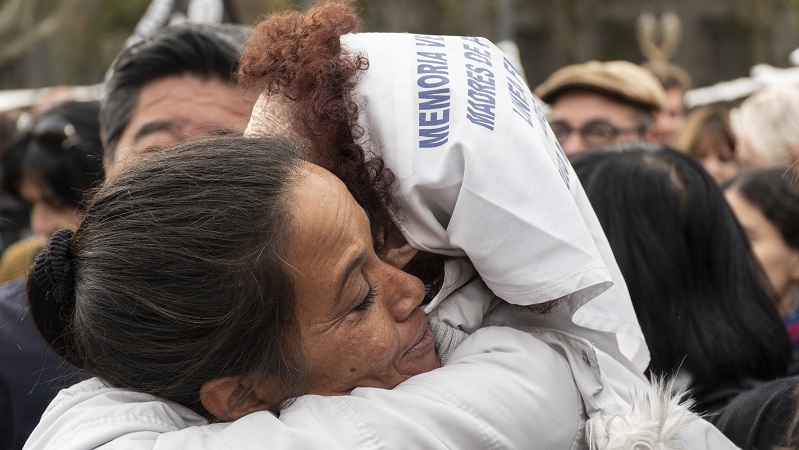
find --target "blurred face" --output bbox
[549,90,647,157]
[692,135,738,184]
[736,136,768,168]
[700,153,739,184]
[725,190,799,315]
[651,88,685,145]
[287,163,440,395]
[18,174,81,239]
[110,75,258,174]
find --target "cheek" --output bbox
[302,315,401,392]
[54,209,81,230]
[721,163,738,180]
[752,239,792,288]
[33,204,77,226]
[61,211,82,227]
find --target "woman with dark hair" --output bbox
[724,168,799,363]
[24,2,737,448]
[239,0,650,376]
[21,137,594,448]
[25,136,735,449]
[0,101,104,283]
[0,101,100,449]
[573,144,794,446]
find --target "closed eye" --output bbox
[354,283,377,312]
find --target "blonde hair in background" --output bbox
[731,83,799,166]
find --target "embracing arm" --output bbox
[25,327,582,450]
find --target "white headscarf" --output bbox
[247,32,649,371]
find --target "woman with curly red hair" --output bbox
[24,1,737,448]
[237,2,738,446]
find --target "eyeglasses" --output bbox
[30,115,92,153]
[549,120,646,148]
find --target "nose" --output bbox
[561,132,588,157]
[384,264,426,322]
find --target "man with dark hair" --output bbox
[3,23,257,450]
[101,23,258,173]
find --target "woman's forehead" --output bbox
[286,164,372,317]
[292,163,349,207]
[288,164,369,258]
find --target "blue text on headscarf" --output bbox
[415,35,451,148]
[462,37,496,131]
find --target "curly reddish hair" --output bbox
[239,0,397,237]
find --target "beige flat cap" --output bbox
[534,60,666,117]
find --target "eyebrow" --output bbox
[132,121,181,143]
[206,127,237,137]
[337,249,367,301]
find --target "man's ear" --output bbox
[200,375,272,421]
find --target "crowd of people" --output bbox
[2,0,799,449]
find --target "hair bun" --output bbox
[34,228,76,306]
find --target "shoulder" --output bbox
[24,378,208,450]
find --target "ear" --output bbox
[199,375,271,421]
[378,225,418,269]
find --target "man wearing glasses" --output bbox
[535,60,666,157]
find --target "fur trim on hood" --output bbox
[587,378,697,450]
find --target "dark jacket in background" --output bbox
[0,276,83,450]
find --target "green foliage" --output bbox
[95,0,151,33]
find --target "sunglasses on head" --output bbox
[30,115,92,153]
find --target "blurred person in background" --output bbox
[534,60,665,157]
[0,101,104,283]
[642,61,692,146]
[731,83,799,168]
[101,23,258,176]
[573,144,792,447]
[0,112,29,255]
[0,100,101,450]
[0,23,255,450]
[676,106,739,184]
[724,168,799,369]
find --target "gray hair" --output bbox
[731,83,799,166]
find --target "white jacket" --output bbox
[26,327,581,449]
[24,325,736,449]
